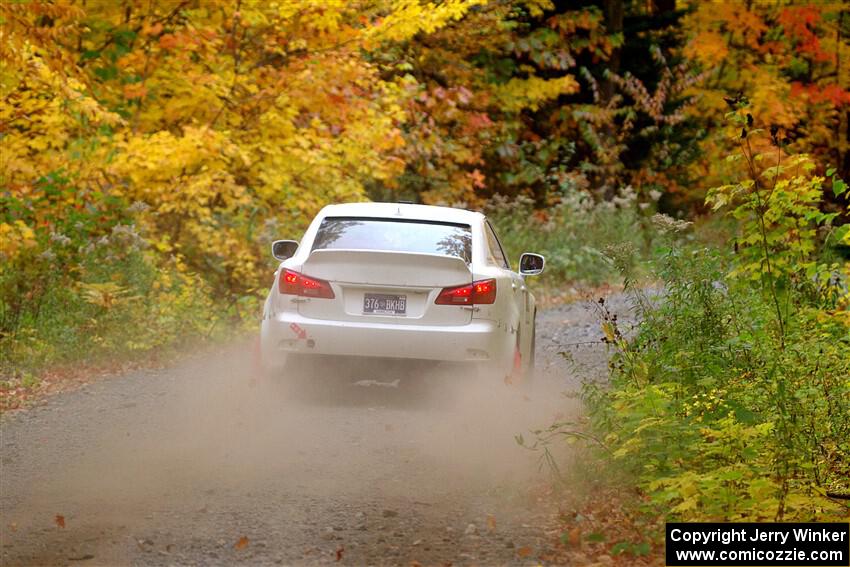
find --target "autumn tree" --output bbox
[1,0,478,297]
[680,1,849,210]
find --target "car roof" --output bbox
[318,202,484,225]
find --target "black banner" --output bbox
[666,523,849,566]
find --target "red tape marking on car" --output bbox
[289,323,307,340]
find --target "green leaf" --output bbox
[832,224,850,243]
[718,469,744,481]
[94,65,118,81]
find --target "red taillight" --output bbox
[472,279,497,304]
[278,269,335,299]
[435,279,497,305]
[436,284,473,305]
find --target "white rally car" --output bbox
[259,202,544,385]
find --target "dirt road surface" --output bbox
[1,295,632,566]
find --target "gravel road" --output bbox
[0,295,634,566]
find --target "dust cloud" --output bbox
[1,339,584,564]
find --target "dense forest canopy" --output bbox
[1,0,848,299]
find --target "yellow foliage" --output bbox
[366,0,483,43]
[747,68,803,129]
[0,43,120,192]
[519,0,555,18]
[493,75,580,112]
[0,221,38,262]
[0,0,477,293]
[683,30,728,67]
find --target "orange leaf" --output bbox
[469,169,486,189]
[234,536,249,550]
[142,22,163,37]
[158,34,179,49]
[486,514,496,531]
[517,545,533,558]
[123,84,148,100]
[55,514,65,528]
[568,527,581,546]
[335,546,344,561]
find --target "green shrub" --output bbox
[0,173,256,380]
[587,245,849,521]
[583,110,850,522]
[486,188,657,286]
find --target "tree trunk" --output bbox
[600,0,624,103]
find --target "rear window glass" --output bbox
[312,217,472,263]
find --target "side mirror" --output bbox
[271,240,299,261]
[519,253,545,276]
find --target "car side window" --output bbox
[484,221,510,269]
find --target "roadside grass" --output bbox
[486,188,664,298]
[0,244,258,410]
[486,189,653,289]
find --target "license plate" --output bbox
[363,293,407,315]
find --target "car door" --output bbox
[483,220,527,344]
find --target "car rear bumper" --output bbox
[260,311,509,367]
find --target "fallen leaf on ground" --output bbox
[234,536,249,550]
[55,514,65,528]
[336,546,344,561]
[517,545,533,558]
[486,514,497,531]
[568,527,582,546]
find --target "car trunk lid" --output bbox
[296,249,473,325]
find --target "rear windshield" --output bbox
[312,217,472,263]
